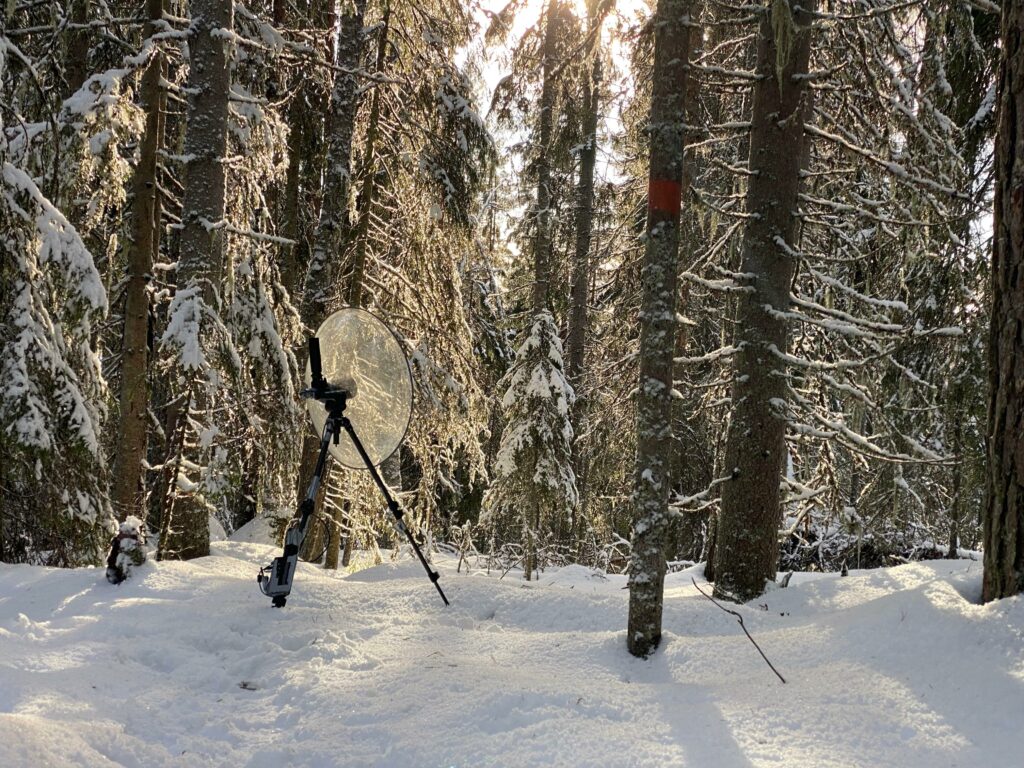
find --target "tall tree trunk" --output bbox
[524,492,539,581]
[567,56,600,541]
[984,0,1024,602]
[324,11,403,563]
[302,0,367,323]
[626,0,692,659]
[712,0,816,602]
[157,0,233,561]
[280,97,306,294]
[346,7,388,310]
[667,13,708,565]
[0,481,5,562]
[567,57,599,382]
[299,3,372,562]
[64,0,90,97]
[341,503,356,567]
[947,406,962,558]
[532,0,560,313]
[271,0,297,293]
[381,449,403,554]
[110,0,165,522]
[279,0,334,297]
[325,499,350,570]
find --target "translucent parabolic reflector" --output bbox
[305,308,413,469]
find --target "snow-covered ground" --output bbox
[1,538,1021,767]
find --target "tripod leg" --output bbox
[258,421,335,606]
[340,418,450,606]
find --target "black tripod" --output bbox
[258,337,449,607]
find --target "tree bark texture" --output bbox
[626,0,692,659]
[297,5,372,560]
[324,499,350,570]
[111,0,164,522]
[984,0,1024,602]
[280,94,307,295]
[158,0,233,560]
[713,0,815,602]
[567,56,599,382]
[532,0,560,313]
[347,8,389,310]
[567,56,600,540]
[302,0,367,325]
[177,0,232,303]
[293,0,366,509]
[64,0,90,97]
[278,0,333,297]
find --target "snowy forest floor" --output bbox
[1,538,1021,768]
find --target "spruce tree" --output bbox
[0,45,114,565]
[484,311,577,580]
[712,0,817,602]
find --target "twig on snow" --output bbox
[691,577,787,684]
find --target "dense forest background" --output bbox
[0,0,1007,619]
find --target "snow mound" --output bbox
[0,545,1020,767]
[229,514,280,545]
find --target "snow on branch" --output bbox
[674,345,742,365]
[805,123,967,201]
[681,271,754,294]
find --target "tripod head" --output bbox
[301,337,352,428]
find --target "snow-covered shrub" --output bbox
[105,515,147,584]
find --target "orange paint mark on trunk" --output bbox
[648,178,682,217]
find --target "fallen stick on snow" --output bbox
[691,577,786,684]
